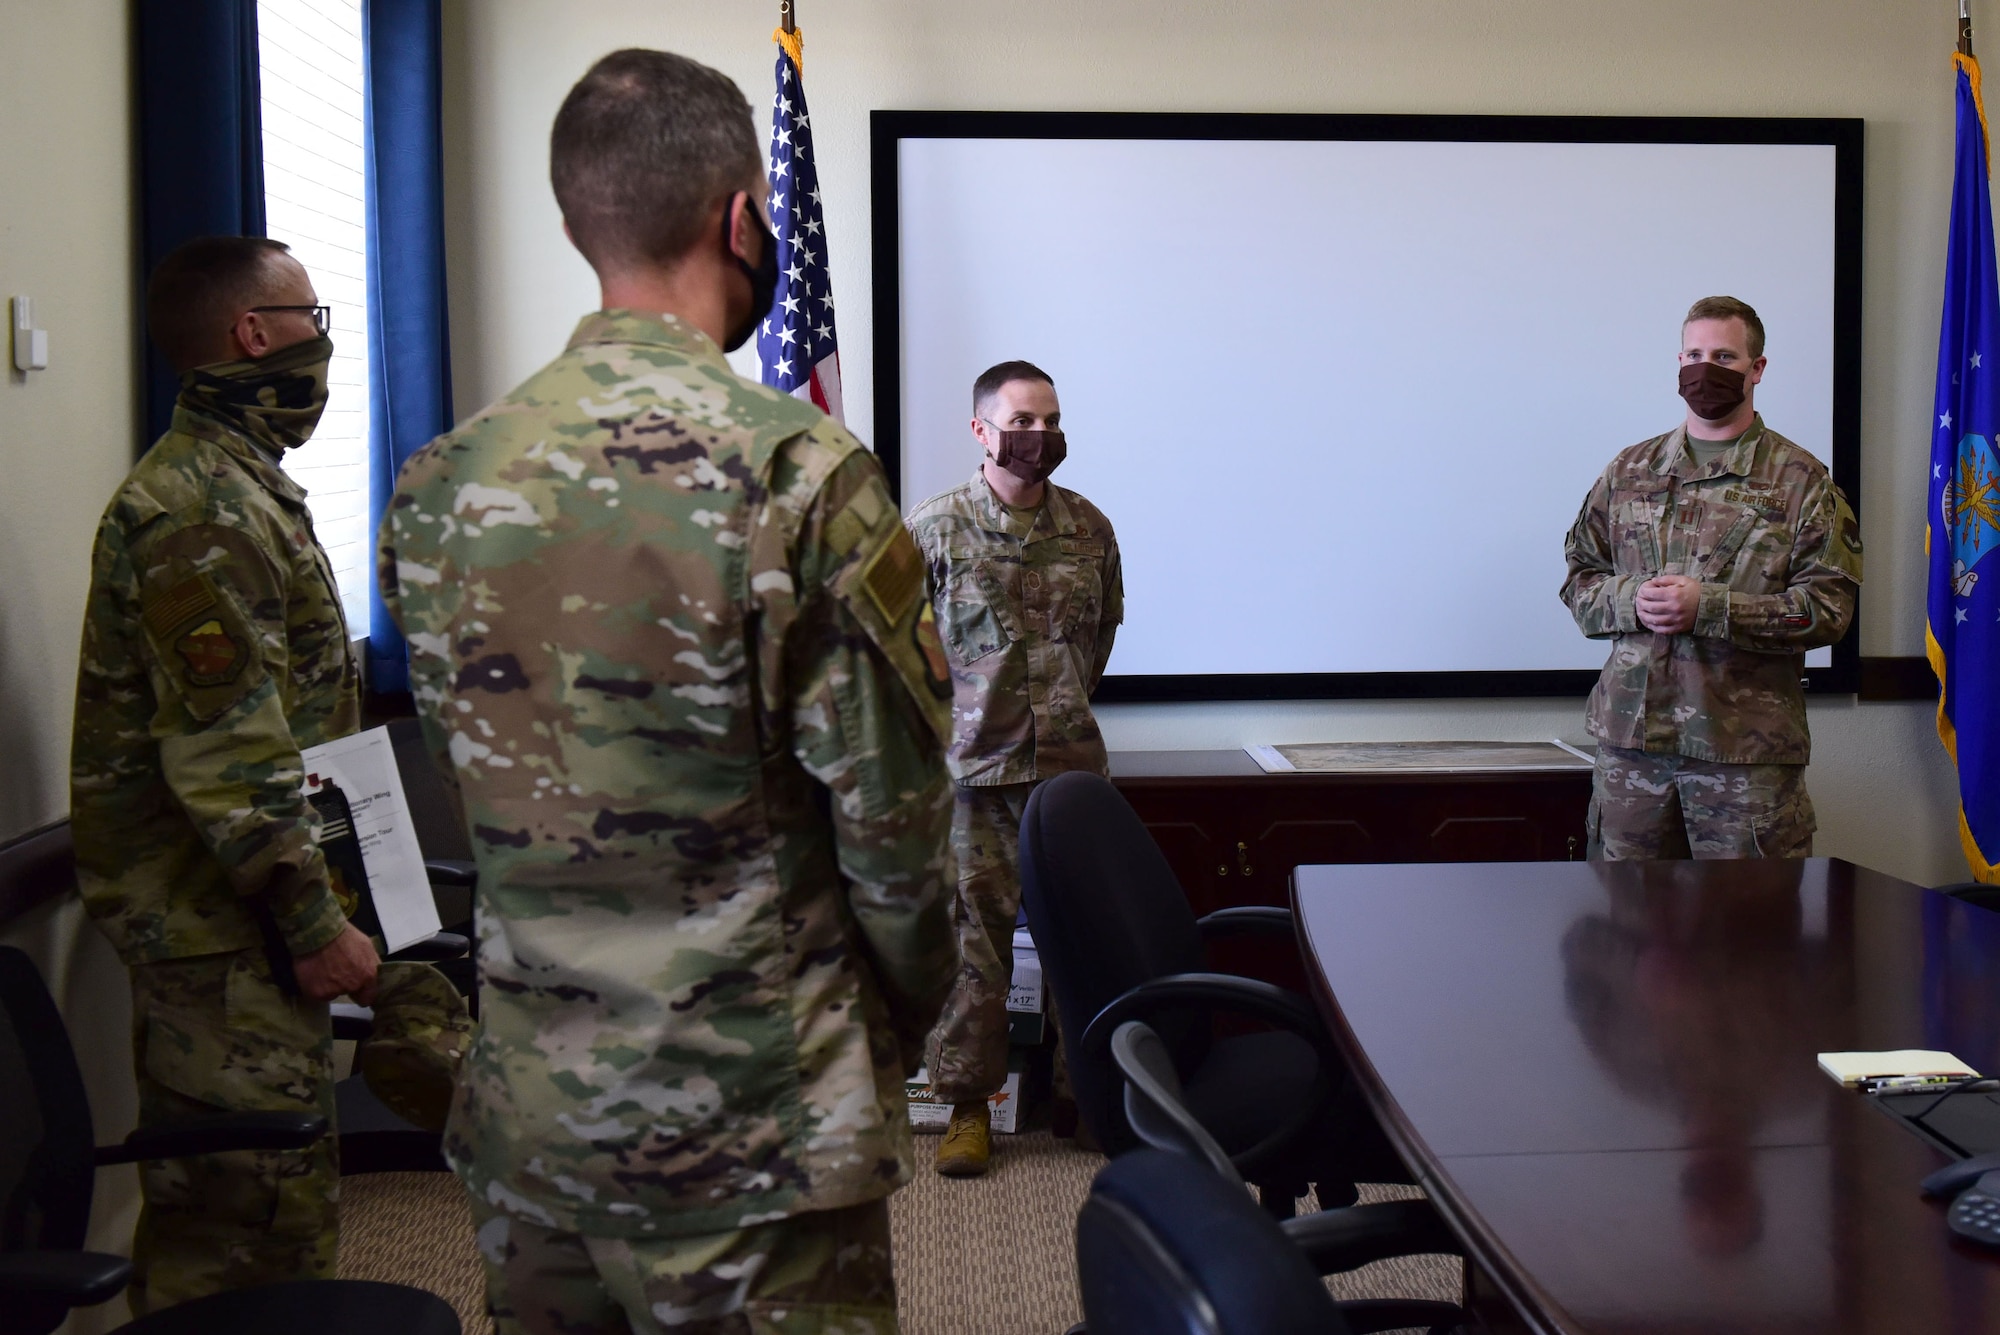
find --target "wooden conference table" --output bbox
[1294,858,2000,1335]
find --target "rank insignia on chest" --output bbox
[175,618,245,685]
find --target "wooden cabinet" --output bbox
[1109,748,1592,993]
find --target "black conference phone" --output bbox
[1921,1151,2000,1246]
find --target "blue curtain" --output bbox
[137,0,266,448]
[362,0,454,694]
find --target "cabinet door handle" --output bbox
[1236,841,1253,878]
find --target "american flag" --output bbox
[758,34,843,423]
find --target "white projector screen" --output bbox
[876,114,1862,699]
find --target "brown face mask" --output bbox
[988,427,1068,484]
[1678,361,1748,421]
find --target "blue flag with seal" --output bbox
[1929,51,2000,883]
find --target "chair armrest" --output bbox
[1333,1298,1471,1334]
[387,931,469,962]
[1280,1198,1462,1274]
[1112,1021,1241,1182]
[95,1111,328,1165]
[0,1251,133,1307]
[424,859,477,887]
[1081,973,1341,1176]
[1079,973,1330,1062]
[1194,906,1296,940]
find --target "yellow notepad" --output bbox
[1816,1050,1979,1087]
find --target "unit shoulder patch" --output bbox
[137,567,269,720]
[175,618,245,686]
[861,526,925,627]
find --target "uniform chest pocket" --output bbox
[1053,538,1105,635]
[941,548,1016,666]
[1611,490,1669,572]
[1701,499,1793,587]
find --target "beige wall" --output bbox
[0,1,143,1325]
[441,0,1983,886]
[0,0,137,842]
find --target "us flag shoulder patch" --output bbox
[142,576,217,641]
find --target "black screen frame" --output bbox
[871,109,1865,702]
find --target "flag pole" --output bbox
[1964,0,1975,57]
[780,0,796,36]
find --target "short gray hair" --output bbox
[550,49,762,270]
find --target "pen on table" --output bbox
[1858,1075,1962,1094]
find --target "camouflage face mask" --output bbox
[179,333,335,453]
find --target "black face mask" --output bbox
[1678,361,1748,421]
[723,193,779,353]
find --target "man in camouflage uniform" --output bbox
[71,235,380,1311]
[377,50,956,1334]
[906,360,1123,1176]
[1562,295,1862,859]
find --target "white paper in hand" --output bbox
[300,727,441,953]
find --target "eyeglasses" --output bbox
[250,304,332,335]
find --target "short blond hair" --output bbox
[1683,295,1765,359]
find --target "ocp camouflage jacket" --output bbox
[379,311,958,1239]
[907,469,1122,786]
[1561,416,1862,765]
[71,406,359,965]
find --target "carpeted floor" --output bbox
[338,1133,1461,1334]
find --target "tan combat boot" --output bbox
[934,1100,992,1177]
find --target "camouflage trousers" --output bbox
[1589,744,1816,860]
[469,1196,898,1335]
[923,782,1035,1105]
[126,945,337,1313]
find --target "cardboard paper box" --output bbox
[906,1052,1027,1134]
[1007,947,1043,1015]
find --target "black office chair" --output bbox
[1020,771,1410,1215]
[1074,1149,1468,1335]
[0,944,459,1335]
[1937,882,2000,913]
[1110,1020,1464,1280]
[386,717,480,941]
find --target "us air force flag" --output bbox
[1928,52,2000,882]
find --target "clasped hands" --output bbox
[1635,573,1701,635]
